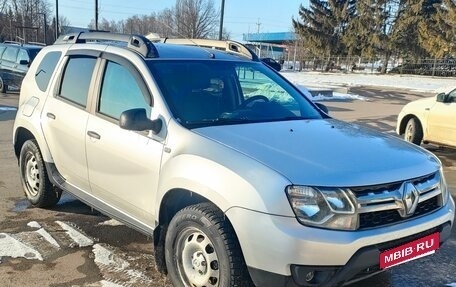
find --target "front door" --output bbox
[85,58,163,226]
[427,89,456,146]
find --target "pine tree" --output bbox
[343,0,387,58]
[424,0,456,57]
[292,0,355,57]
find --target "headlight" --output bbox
[286,185,358,230]
[440,169,449,206]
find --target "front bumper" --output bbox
[248,222,451,287]
[225,197,454,287]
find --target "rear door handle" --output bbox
[46,112,56,119]
[87,131,101,140]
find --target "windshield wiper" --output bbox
[184,117,256,128]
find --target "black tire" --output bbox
[0,76,6,93]
[404,117,423,145]
[165,202,252,287]
[19,139,62,207]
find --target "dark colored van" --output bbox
[0,42,42,93]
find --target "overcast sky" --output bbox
[57,0,307,40]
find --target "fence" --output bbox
[283,57,456,77]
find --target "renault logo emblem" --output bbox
[400,182,420,217]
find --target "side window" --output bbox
[59,56,97,107]
[2,47,18,62]
[17,49,30,64]
[0,46,6,58]
[35,51,62,92]
[98,61,150,120]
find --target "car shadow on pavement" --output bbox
[50,192,103,216]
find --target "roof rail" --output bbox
[55,32,159,58]
[27,41,46,46]
[2,40,22,45]
[162,38,259,61]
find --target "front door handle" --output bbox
[87,131,101,140]
[46,112,56,119]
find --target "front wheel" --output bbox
[165,203,251,287]
[404,117,423,145]
[19,139,62,207]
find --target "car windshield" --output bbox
[148,60,322,128]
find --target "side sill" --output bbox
[45,161,154,236]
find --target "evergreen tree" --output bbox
[343,0,387,58]
[292,0,355,57]
[422,0,456,57]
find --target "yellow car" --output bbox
[397,88,456,147]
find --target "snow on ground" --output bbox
[282,71,455,94]
[0,233,43,261]
[294,84,367,101]
[93,244,130,270]
[55,221,94,247]
[98,219,125,227]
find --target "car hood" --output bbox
[193,119,440,187]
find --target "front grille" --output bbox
[353,172,443,230]
[359,196,440,229]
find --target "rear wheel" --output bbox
[0,77,6,93]
[19,139,62,207]
[404,117,423,145]
[165,203,251,287]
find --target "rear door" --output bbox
[41,54,99,192]
[427,89,456,146]
[85,55,163,226]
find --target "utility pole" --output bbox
[256,19,261,33]
[37,13,47,44]
[43,13,47,44]
[55,0,59,39]
[218,0,225,40]
[95,0,99,30]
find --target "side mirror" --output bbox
[315,102,329,114]
[19,59,29,66]
[119,108,162,134]
[436,92,447,103]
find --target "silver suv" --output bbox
[13,32,454,287]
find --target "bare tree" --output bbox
[174,0,219,38]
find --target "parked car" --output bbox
[13,32,454,287]
[261,57,281,71]
[397,87,456,148]
[0,41,42,93]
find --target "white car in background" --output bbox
[397,88,456,148]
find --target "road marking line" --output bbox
[55,221,93,247]
[0,233,43,261]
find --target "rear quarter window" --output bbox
[35,51,62,92]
